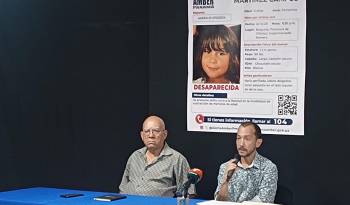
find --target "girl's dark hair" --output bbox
[194,25,240,83]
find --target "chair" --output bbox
[274,184,293,205]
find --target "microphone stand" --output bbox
[183,187,189,199]
[176,186,190,205]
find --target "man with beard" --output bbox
[214,122,278,203]
[119,115,195,197]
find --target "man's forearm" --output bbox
[216,181,230,201]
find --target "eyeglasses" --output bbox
[142,128,164,136]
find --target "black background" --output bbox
[1,1,350,205]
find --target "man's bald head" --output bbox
[142,115,166,130]
[141,115,168,152]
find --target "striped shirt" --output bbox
[119,143,195,197]
[214,152,278,203]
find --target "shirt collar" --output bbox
[139,142,173,157]
[159,143,173,156]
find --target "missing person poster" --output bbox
[187,0,306,135]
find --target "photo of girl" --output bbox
[193,25,241,84]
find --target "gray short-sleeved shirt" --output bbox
[119,143,195,197]
[214,152,278,203]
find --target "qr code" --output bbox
[278,95,297,115]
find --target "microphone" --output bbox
[176,168,203,197]
[187,168,203,184]
[226,154,240,181]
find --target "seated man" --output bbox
[119,115,195,197]
[215,122,278,203]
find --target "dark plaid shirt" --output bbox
[119,143,195,197]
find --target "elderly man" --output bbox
[119,115,195,197]
[215,122,278,203]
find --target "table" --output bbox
[0,187,205,205]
